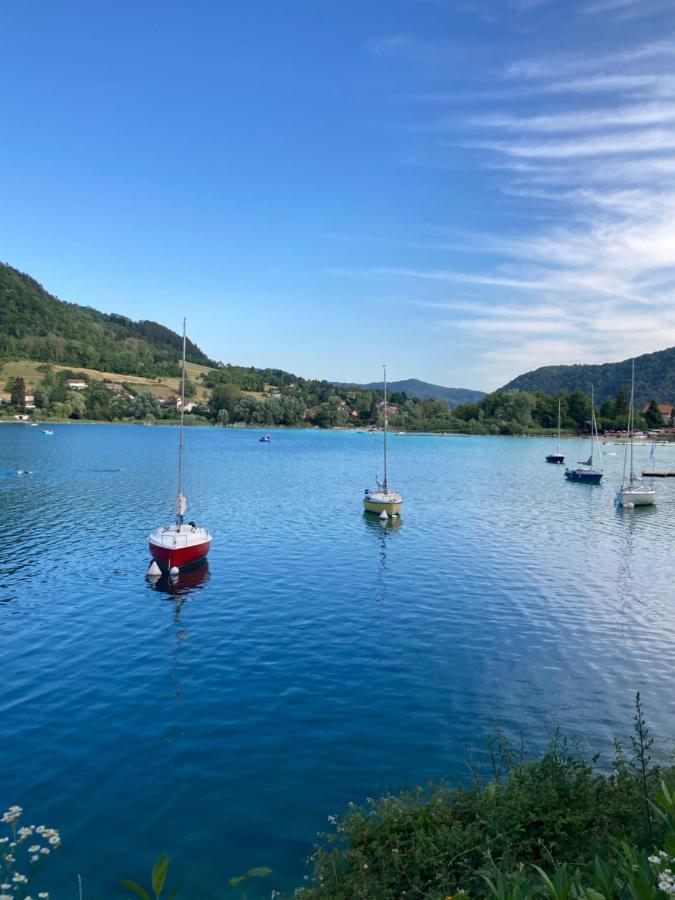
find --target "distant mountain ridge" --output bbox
[0,262,216,377]
[500,345,675,407]
[362,378,485,409]
[0,261,487,402]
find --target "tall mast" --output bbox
[629,358,635,483]
[383,364,388,492]
[590,385,594,467]
[176,318,187,527]
[557,397,561,452]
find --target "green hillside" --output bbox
[0,262,216,377]
[362,378,485,409]
[500,346,675,407]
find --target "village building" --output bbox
[641,403,674,426]
[161,397,197,412]
[66,379,87,390]
[103,382,133,399]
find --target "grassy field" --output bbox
[0,360,215,404]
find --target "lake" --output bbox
[1,424,674,897]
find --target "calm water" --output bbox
[1,424,674,897]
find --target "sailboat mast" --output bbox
[557,397,561,452]
[383,364,388,492]
[590,385,594,467]
[176,318,187,527]
[629,358,635,482]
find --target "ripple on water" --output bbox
[0,425,674,896]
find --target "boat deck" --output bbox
[641,469,675,477]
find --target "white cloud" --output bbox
[469,102,675,133]
[362,17,675,387]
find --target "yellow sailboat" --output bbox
[363,365,402,518]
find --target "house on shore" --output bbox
[104,382,133,399]
[641,403,674,426]
[66,379,87,390]
[161,397,197,413]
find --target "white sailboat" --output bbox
[545,398,564,464]
[615,360,655,508]
[364,365,402,518]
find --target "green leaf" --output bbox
[151,854,170,897]
[121,880,152,900]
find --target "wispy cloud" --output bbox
[581,0,670,20]
[363,14,675,386]
[469,102,675,133]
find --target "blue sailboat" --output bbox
[565,386,603,484]
[545,398,564,463]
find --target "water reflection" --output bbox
[148,564,210,729]
[146,560,211,600]
[363,514,401,605]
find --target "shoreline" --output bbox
[1,418,581,437]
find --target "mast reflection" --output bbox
[363,513,402,604]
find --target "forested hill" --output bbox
[500,346,675,407]
[361,379,485,409]
[0,262,216,377]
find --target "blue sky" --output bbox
[2,0,675,390]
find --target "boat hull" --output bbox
[565,469,602,484]
[615,488,656,507]
[149,540,211,571]
[364,498,402,516]
[546,454,565,464]
[148,525,212,572]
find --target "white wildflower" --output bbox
[1,806,22,824]
[38,895,49,899]
[13,873,28,883]
[650,856,661,865]
[28,845,40,853]
[48,836,60,846]
[30,855,39,863]
[39,848,49,855]
[327,815,337,825]
[0,886,10,891]
[0,894,12,900]
[0,838,7,844]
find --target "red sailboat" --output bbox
[148,319,212,575]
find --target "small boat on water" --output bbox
[545,398,564,464]
[42,429,54,435]
[364,365,402,518]
[148,319,212,573]
[616,360,655,508]
[259,434,271,443]
[565,386,603,484]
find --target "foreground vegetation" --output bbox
[297,697,673,899]
[3,698,674,898]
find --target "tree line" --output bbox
[3,365,670,433]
